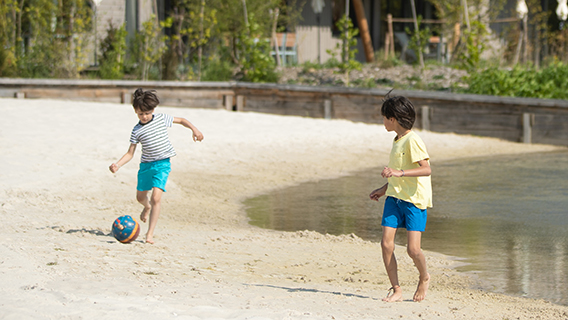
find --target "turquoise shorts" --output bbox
[382,196,427,232]
[137,158,171,192]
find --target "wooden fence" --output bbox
[2,78,568,146]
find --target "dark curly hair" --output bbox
[381,94,416,130]
[132,88,160,111]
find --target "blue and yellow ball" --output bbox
[111,215,140,243]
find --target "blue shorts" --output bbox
[137,158,171,192]
[381,196,427,232]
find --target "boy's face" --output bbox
[383,116,395,132]
[135,108,154,124]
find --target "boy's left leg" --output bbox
[407,231,430,302]
[136,190,151,223]
[145,187,163,244]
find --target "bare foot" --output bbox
[382,285,402,302]
[140,206,150,223]
[413,273,430,302]
[145,239,154,244]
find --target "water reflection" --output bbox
[245,151,568,305]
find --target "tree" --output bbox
[130,15,169,80]
[99,23,127,79]
[236,14,279,82]
[327,14,362,86]
[0,0,91,78]
[428,0,494,70]
[161,0,217,80]
[405,16,431,68]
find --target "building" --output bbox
[90,0,560,67]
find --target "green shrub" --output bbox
[301,61,324,73]
[202,58,234,81]
[0,48,17,77]
[456,21,488,72]
[464,62,568,99]
[236,17,280,83]
[99,23,127,80]
[326,14,362,86]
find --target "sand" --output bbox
[1,97,568,320]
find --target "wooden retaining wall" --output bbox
[2,79,568,146]
[0,79,233,109]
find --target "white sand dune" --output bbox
[1,98,567,319]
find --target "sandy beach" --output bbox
[1,97,568,319]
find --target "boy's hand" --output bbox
[192,130,204,142]
[381,166,403,178]
[369,186,387,201]
[109,163,119,173]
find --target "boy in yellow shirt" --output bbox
[370,95,432,302]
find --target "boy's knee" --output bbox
[381,240,395,252]
[136,194,147,203]
[149,188,163,204]
[150,197,161,206]
[150,193,162,206]
[407,246,423,259]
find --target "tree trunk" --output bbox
[198,0,204,81]
[410,0,424,70]
[242,0,248,26]
[16,0,24,55]
[352,0,374,62]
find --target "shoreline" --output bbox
[1,98,567,319]
[243,149,568,307]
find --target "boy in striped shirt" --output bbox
[109,88,204,244]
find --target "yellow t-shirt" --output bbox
[385,131,432,209]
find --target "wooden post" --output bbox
[271,8,281,67]
[384,32,390,60]
[421,106,430,131]
[522,113,533,144]
[281,33,287,66]
[389,18,395,57]
[513,29,522,65]
[324,99,332,119]
[236,95,245,112]
[451,22,461,55]
[352,0,374,62]
[386,14,394,59]
[121,92,130,104]
[224,94,234,111]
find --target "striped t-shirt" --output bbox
[130,113,176,163]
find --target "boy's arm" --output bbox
[174,117,204,142]
[109,143,137,173]
[369,183,388,201]
[382,159,431,178]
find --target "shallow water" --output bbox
[245,151,568,305]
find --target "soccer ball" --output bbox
[111,215,140,243]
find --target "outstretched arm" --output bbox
[109,143,137,173]
[381,159,431,178]
[174,117,204,142]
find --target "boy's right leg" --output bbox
[407,231,430,302]
[145,187,163,244]
[381,226,402,302]
[136,190,151,223]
